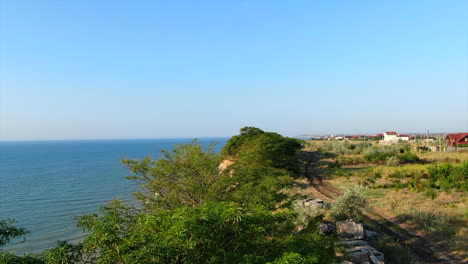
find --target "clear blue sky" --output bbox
[1,0,467,140]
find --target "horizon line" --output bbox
[2,130,466,142]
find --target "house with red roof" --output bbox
[398,134,411,141]
[383,131,398,142]
[446,133,468,147]
[383,131,411,144]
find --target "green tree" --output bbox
[122,140,223,211]
[78,202,335,264]
[0,219,45,264]
[222,127,303,173]
[331,186,369,221]
[43,241,88,264]
[0,219,28,247]
[214,165,293,210]
[221,126,265,157]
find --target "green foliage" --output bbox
[268,252,318,264]
[122,140,223,211]
[371,162,467,197]
[43,241,89,264]
[221,126,265,157]
[0,219,28,247]
[357,168,382,186]
[292,200,325,227]
[397,152,420,164]
[78,202,335,264]
[385,156,400,166]
[427,162,468,192]
[7,127,337,263]
[417,146,430,153]
[77,200,135,264]
[75,127,336,263]
[362,145,420,165]
[215,165,293,210]
[0,252,44,264]
[371,236,417,264]
[0,219,45,264]
[318,141,372,156]
[363,146,399,163]
[222,127,303,173]
[331,186,369,221]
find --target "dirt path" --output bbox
[297,150,466,264]
[297,175,465,264]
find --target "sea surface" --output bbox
[0,138,227,255]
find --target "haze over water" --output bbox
[0,138,226,254]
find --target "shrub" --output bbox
[397,152,420,164]
[427,162,468,192]
[78,202,336,264]
[385,156,400,166]
[0,219,28,247]
[371,236,417,264]
[0,252,44,264]
[222,127,303,173]
[292,200,325,227]
[330,186,368,221]
[363,146,399,163]
[43,241,90,264]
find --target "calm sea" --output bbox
[0,138,227,255]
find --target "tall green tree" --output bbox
[122,140,223,211]
[214,165,293,210]
[76,127,335,263]
[222,127,303,173]
[78,202,335,264]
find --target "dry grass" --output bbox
[307,142,468,260]
[328,173,468,255]
[418,151,468,163]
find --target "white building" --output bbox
[383,132,399,142]
[398,135,410,141]
[382,132,411,144]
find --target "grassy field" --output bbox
[305,139,468,261]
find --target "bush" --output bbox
[371,236,417,264]
[78,202,336,264]
[43,241,90,264]
[330,186,368,221]
[427,162,468,192]
[222,127,303,173]
[363,146,399,163]
[0,252,44,264]
[397,152,420,164]
[385,156,400,166]
[215,165,293,210]
[292,200,325,227]
[0,219,28,247]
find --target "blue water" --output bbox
[0,138,227,254]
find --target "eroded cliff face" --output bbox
[219,159,234,172]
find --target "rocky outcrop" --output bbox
[336,220,384,264]
[337,220,364,240]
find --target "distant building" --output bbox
[382,131,411,144]
[446,133,468,147]
[398,134,410,141]
[383,132,399,142]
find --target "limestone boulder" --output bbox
[337,220,364,240]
